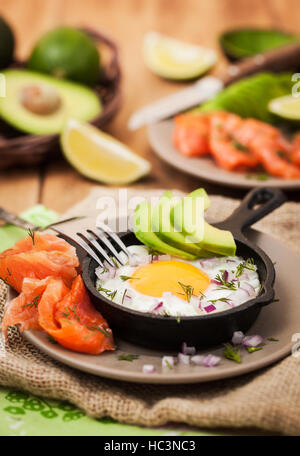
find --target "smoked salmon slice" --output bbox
[2,277,52,337]
[173,113,210,157]
[209,112,259,171]
[0,232,79,292]
[38,275,115,355]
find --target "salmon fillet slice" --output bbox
[0,232,79,292]
[38,275,115,355]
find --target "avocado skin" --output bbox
[134,201,196,260]
[27,27,101,86]
[0,16,14,69]
[152,191,211,257]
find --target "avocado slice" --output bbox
[172,188,236,256]
[152,191,211,257]
[133,201,196,260]
[170,188,210,242]
[0,69,101,135]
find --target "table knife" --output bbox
[128,41,300,130]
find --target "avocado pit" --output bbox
[20,84,62,115]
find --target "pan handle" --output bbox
[214,187,286,234]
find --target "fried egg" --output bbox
[95,245,260,317]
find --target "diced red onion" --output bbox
[240,272,250,281]
[210,279,222,285]
[96,263,116,280]
[178,353,190,365]
[242,334,263,347]
[143,364,156,374]
[152,301,163,314]
[204,304,216,313]
[162,356,175,368]
[181,342,196,356]
[202,354,221,367]
[222,270,229,282]
[226,259,236,263]
[227,288,249,305]
[232,331,245,345]
[240,282,256,297]
[152,255,159,262]
[191,355,205,365]
[199,257,218,268]
[129,254,151,267]
[158,254,171,261]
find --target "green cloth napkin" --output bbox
[0,205,58,253]
[0,387,218,436]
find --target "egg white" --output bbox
[95,245,260,317]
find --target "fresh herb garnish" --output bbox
[177,316,181,324]
[246,173,270,181]
[110,257,119,268]
[98,286,117,301]
[235,258,256,278]
[267,337,279,342]
[70,303,80,322]
[27,229,35,245]
[85,324,110,338]
[118,354,139,362]
[246,346,263,353]
[0,268,12,286]
[208,297,231,305]
[178,282,194,302]
[120,275,140,282]
[165,359,173,369]
[22,294,40,309]
[214,273,236,291]
[47,335,58,345]
[223,343,242,363]
[232,140,248,152]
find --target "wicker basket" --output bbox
[0,28,122,169]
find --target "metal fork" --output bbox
[0,207,130,268]
[53,222,130,268]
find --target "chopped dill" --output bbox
[232,140,248,152]
[47,335,58,345]
[118,354,139,362]
[85,325,110,338]
[164,359,173,369]
[176,316,181,324]
[208,297,231,305]
[235,258,255,278]
[246,173,270,181]
[178,282,194,302]
[98,286,117,301]
[214,272,236,291]
[246,346,263,353]
[223,343,242,363]
[267,337,279,342]
[0,268,12,286]
[110,257,119,268]
[22,294,40,309]
[27,229,35,245]
[120,275,140,281]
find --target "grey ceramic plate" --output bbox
[5,229,298,384]
[148,119,300,190]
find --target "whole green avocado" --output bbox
[27,27,101,85]
[0,16,15,69]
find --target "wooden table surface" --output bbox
[1,0,300,216]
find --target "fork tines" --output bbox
[75,225,130,269]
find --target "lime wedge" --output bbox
[143,32,217,80]
[61,119,151,184]
[268,95,300,121]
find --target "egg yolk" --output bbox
[129,260,210,300]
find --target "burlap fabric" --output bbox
[1,188,300,435]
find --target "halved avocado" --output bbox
[133,201,196,260]
[152,190,211,257]
[0,69,102,135]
